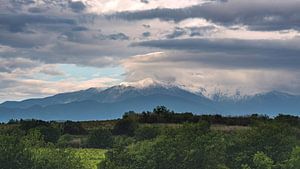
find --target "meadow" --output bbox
[72,149,107,169]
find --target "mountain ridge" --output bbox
[0,83,299,122]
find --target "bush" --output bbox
[134,126,160,141]
[0,135,34,169]
[21,129,45,148]
[57,134,73,148]
[19,119,50,131]
[100,124,227,169]
[283,146,300,169]
[87,128,113,148]
[62,121,87,135]
[253,152,274,169]
[35,126,61,143]
[32,148,85,169]
[113,135,135,148]
[113,119,138,136]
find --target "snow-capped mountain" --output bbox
[0,87,104,109]
[0,82,299,122]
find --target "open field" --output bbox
[73,148,107,169]
[33,148,107,169]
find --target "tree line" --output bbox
[1,106,299,169]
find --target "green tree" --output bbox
[35,126,61,143]
[62,121,87,135]
[87,128,113,148]
[21,129,45,148]
[226,123,297,169]
[0,135,34,169]
[134,126,160,141]
[113,118,138,136]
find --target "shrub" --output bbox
[112,119,138,136]
[35,126,61,143]
[253,152,274,169]
[0,135,34,169]
[62,121,87,135]
[134,126,160,141]
[57,134,73,148]
[87,128,113,148]
[32,148,85,169]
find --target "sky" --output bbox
[0,0,300,102]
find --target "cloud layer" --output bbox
[110,0,300,31]
[0,0,300,102]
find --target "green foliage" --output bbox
[113,135,135,148]
[241,164,251,169]
[19,119,50,131]
[0,127,25,138]
[1,108,300,169]
[32,148,85,169]
[0,135,33,169]
[113,118,138,136]
[73,148,107,169]
[283,146,300,169]
[134,126,160,141]
[62,121,87,135]
[87,128,113,148]
[253,152,274,169]
[275,114,300,127]
[226,123,298,169]
[123,107,274,125]
[100,121,299,169]
[57,134,73,148]
[0,129,86,169]
[100,122,228,169]
[35,126,61,143]
[21,129,45,148]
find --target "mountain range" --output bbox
[0,82,299,122]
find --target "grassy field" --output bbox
[72,148,107,169]
[34,148,107,169]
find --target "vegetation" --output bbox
[87,128,113,148]
[72,148,107,169]
[1,106,299,169]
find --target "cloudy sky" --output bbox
[0,0,300,102]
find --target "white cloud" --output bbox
[81,0,207,14]
[0,0,300,102]
[121,52,300,96]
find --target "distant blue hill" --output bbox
[0,84,299,122]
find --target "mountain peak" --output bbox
[119,78,174,89]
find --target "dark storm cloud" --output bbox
[188,26,217,37]
[68,1,86,12]
[166,27,186,39]
[27,7,44,13]
[0,14,76,33]
[165,26,218,39]
[107,33,129,40]
[0,32,48,48]
[108,0,300,31]
[133,38,300,70]
[140,0,149,4]
[142,32,151,37]
[71,26,88,31]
